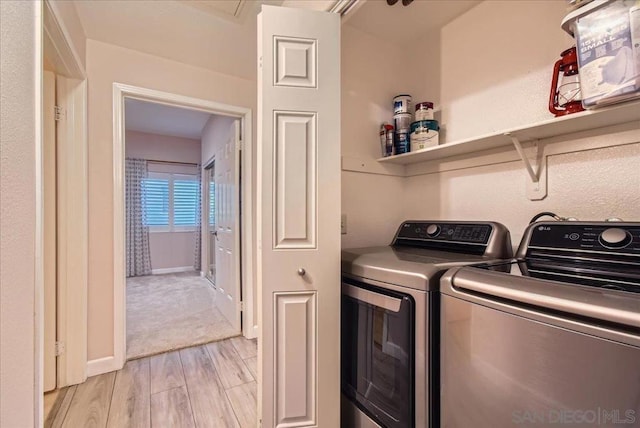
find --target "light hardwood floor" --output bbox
[45,336,257,428]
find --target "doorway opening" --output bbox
[124,100,225,358]
[113,84,255,370]
[122,97,247,360]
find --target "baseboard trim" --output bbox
[151,266,195,275]
[245,324,259,340]
[86,356,119,377]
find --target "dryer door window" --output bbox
[341,279,415,428]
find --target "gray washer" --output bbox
[341,220,513,428]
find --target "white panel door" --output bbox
[215,120,242,332]
[258,6,340,428]
[43,70,57,392]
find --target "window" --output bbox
[174,179,200,226]
[141,178,169,226]
[142,172,200,232]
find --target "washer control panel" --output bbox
[395,222,492,245]
[528,223,640,253]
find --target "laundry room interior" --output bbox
[3,0,640,426]
[340,0,639,251]
[339,2,640,422]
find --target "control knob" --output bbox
[426,224,441,238]
[598,228,632,249]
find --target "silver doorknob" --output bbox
[297,268,306,276]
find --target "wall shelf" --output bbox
[376,99,640,166]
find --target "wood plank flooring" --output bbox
[46,336,257,428]
[205,341,254,390]
[107,358,150,428]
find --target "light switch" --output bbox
[341,214,347,235]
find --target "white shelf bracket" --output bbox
[506,133,548,200]
[508,134,538,183]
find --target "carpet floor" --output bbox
[126,271,238,360]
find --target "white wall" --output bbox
[342,0,640,251]
[402,0,640,246]
[340,23,448,249]
[405,28,441,116]
[86,39,255,361]
[439,0,573,142]
[126,130,201,164]
[125,130,201,271]
[0,1,39,426]
[403,142,640,247]
[340,25,408,248]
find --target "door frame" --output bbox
[43,0,89,391]
[112,83,255,371]
[203,156,217,286]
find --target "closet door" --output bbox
[257,5,341,427]
[43,70,57,392]
[215,120,241,332]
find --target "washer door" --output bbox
[341,278,415,428]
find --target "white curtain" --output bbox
[194,164,202,271]
[126,158,152,277]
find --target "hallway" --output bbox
[45,336,257,427]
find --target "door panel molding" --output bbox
[274,292,317,427]
[274,36,317,88]
[273,111,317,249]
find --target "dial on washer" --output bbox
[598,228,632,249]
[426,224,441,237]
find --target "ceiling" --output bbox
[125,98,212,140]
[346,0,481,44]
[179,0,249,21]
[177,0,247,21]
